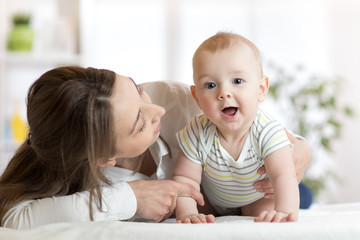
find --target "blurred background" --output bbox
[0,0,359,204]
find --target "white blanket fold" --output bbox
[1,202,359,240]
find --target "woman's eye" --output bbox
[233,78,243,84]
[139,113,147,133]
[136,85,144,95]
[205,82,216,89]
[139,122,146,132]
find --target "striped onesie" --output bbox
[176,108,291,214]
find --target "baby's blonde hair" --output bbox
[192,32,263,77]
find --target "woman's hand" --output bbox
[254,130,312,198]
[128,180,204,222]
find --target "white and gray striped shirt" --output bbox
[176,108,291,209]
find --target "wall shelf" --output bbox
[0,0,81,167]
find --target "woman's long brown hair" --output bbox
[0,66,117,223]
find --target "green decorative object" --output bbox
[266,62,355,199]
[7,13,34,52]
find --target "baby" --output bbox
[173,32,299,223]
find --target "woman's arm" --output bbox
[128,179,204,222]
[2,182,137,229]
[2,179,204,229]
[285,130,312,182]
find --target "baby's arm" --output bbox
[255,145,300,222]
[254,130,312,196]
[173,150,215,223]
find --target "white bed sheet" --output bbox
[0,202,359,240]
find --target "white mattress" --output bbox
[1,202,359,240]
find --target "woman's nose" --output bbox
[151,104,165,124]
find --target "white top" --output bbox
[1,81,202,229]
[176,109,291,209]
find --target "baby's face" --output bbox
[191,42,268,135]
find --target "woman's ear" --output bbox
[258,76,269,102]
[97,158,116,168]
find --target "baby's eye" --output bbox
[205,82,216,89]
[233,78,243,84]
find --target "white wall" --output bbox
[79,0,168,82]
[80,0,335,84]
[326,0,360,203]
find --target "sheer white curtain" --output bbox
[80,0,331,84]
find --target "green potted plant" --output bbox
[7,13,34,52]
[265,62,355,198]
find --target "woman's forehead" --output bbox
[111,75,140,132]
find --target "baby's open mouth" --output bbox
[222,107,238,116]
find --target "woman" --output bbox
[0,66,311,229]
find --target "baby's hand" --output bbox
[254,210,298,222]
[176,213,215,224]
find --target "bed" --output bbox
[0,202,359,240]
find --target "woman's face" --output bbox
[111,75,165,158]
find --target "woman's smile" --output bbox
[155,122,161,134]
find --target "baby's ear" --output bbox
[190,85,200,104]
[258,76,269,102]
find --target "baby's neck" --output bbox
[217,128,250,161]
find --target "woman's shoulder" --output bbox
[140,81,202,126]
[140,81,189,95]
[140,81,193,105]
